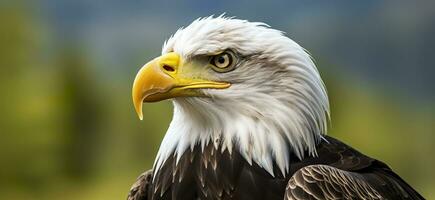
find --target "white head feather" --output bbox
[153,16,330,177]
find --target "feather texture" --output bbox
[128,136,423,200]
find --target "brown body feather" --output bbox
[128,136,424,200]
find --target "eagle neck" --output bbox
[153,94,326,177]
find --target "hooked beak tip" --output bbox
[133,96,144,120]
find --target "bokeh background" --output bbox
[1,1,434,199]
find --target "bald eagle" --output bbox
[128,16,423,200]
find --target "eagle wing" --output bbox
[127,170,153,200]
[284,136,424,200]
[285,165,383,200]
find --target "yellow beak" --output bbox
[132,52,230,120]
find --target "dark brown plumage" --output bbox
[127,136,424,200]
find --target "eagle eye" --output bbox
[210,51,236,72]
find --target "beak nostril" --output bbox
[163,65,175,72]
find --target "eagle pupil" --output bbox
[218,56,225,64]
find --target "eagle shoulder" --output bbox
[285,164,382,200]
[127,170,153,200]
[284,136,425,200]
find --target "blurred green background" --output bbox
[1,1,434,199]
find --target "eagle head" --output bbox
[132,16,329,176]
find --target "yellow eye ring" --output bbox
[210,51,236,72]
